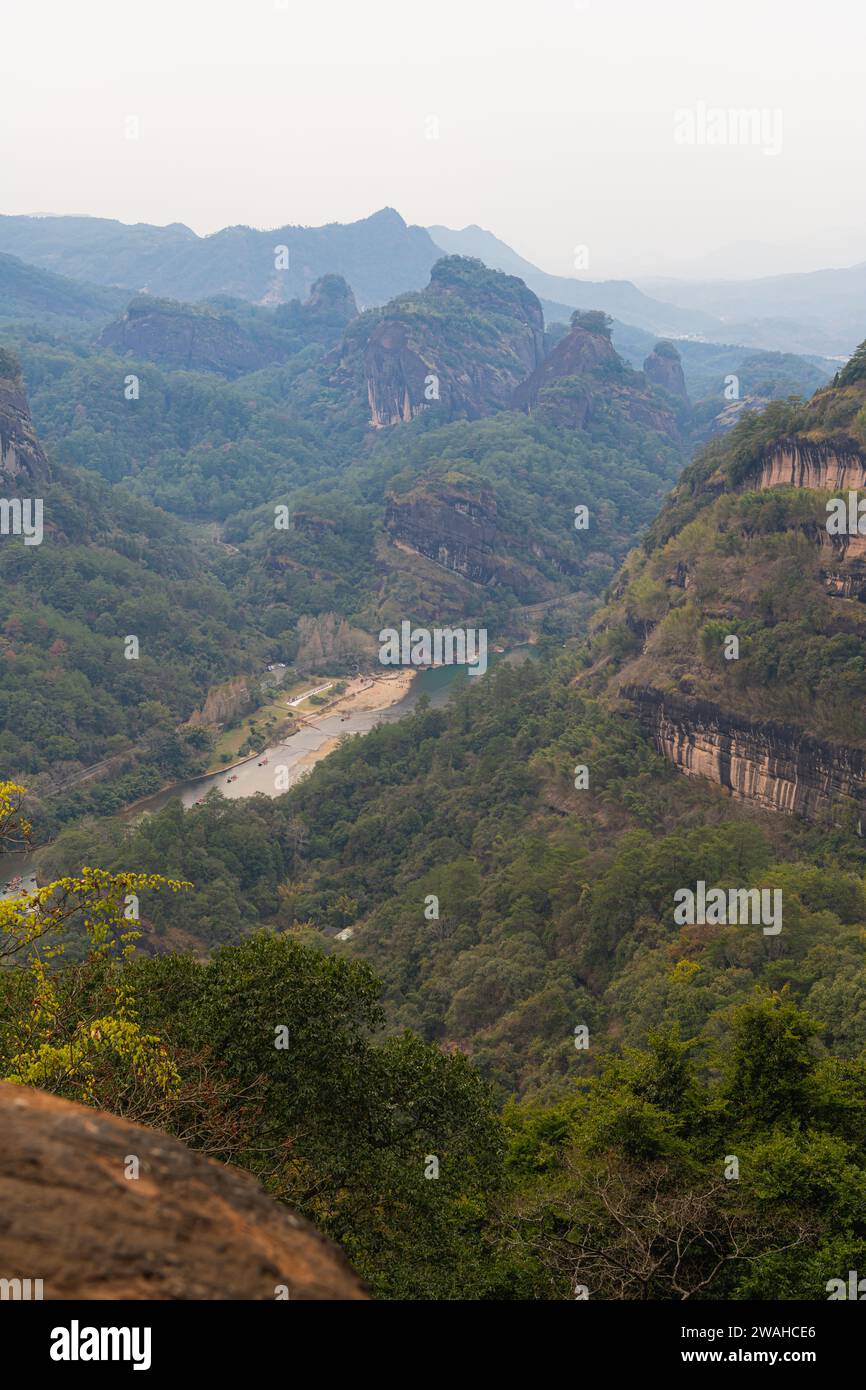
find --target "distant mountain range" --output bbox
[0,208,798,349]
[431,224,866,358]
[0,208,434,311]
[636,263,866,357]
[0,205,853,367]
[428,224,721,338]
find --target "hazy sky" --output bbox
[3,0,866,280]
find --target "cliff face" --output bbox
[0,1083,368,1299]
[343,256,546,427]
[737,438,866,599]
[625,686,866,825]
[643,341,689,402]
[597,336,866,825]
[511,322,611,425]
[0,358,50,486]
[802,522,866,599]
[384,483,575,602]
[751,438,866,492]
[99,296,270,378]
[365,318,434,426]
[511,321,678,435]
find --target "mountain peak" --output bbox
[366,206,407,228]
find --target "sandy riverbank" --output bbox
[317,670,417,716]
[293,736,342,776]
[288,671,417,779]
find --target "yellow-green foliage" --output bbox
[0,782,190,1104]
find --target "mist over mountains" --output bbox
[2,205,862,359]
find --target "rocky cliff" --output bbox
[624,685,866,825]
[0,350,50,486]
[595,333,866,824]
[339,256,546,427]
[0,1083,368,1299]
[384,482,574,602]
[512,313,678,435]
[365,318,434,426]
[802,521,866,599]
[643,340,689,402]
[748,437,866,493]
[98,276,358,379]
[274,273,358,346]
[99,295,272,378]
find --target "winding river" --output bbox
[127,661,470,817]
[1,650,536,892]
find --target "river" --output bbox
[126,660,471,817]
[1,649,537,891]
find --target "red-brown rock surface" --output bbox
[0,1083,368,1300]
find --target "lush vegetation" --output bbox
[3,251,865,1301]
[35,654,866,1094]
[593,347,866,740]
[9,648,866,1300]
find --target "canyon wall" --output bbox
[385,484,572,602]
[624,685,866,826]
[752,438,866,493]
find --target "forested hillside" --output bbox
[4,226,866,1304]
[19,645,866,1297]
[593,339,866,823]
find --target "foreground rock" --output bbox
[0,1083,368,1300]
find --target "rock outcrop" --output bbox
[385,483,575,601]
[625,685,866,825]
[0,1083,368,1299]
[275,273,358,347]
[802,521,866,599]
[365,318,434,426]
[347,256,546,427]
[750,438,866,493]
[0,351,50,486]
[99,296,271,378]
[512,316,678,435]
[643,340,689,402]
[604,337,866,825]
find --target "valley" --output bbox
[4,195,866,1309]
